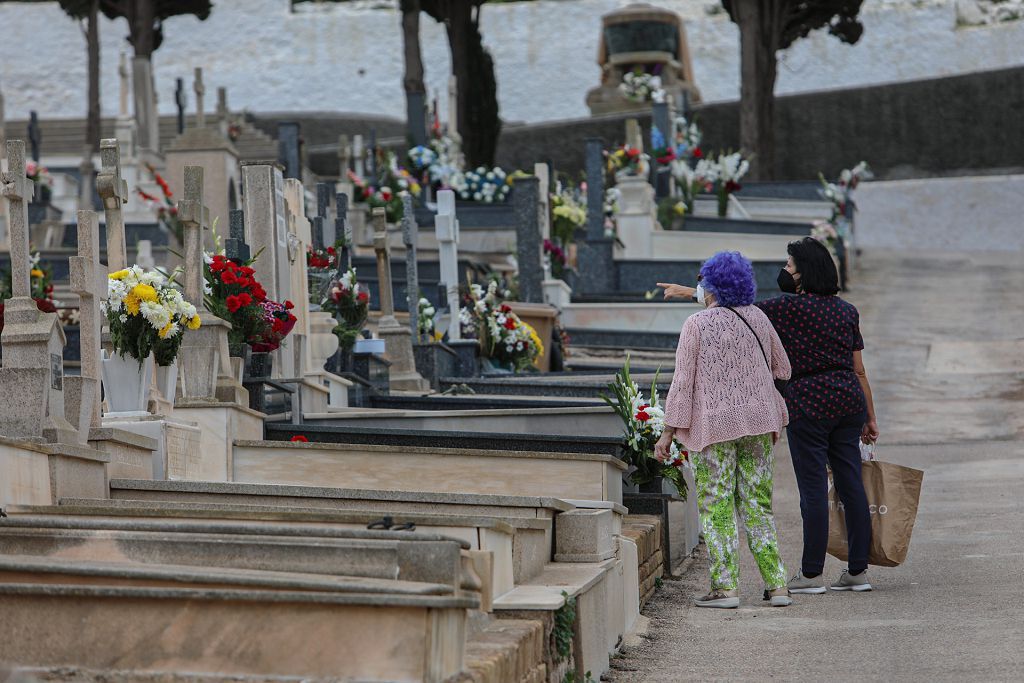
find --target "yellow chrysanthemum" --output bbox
[158,322,175,339]
[109,269,130,280]
[186,315,202,330]
[131,283,158,303]
[124,293,141,315]
[30,268,44,278]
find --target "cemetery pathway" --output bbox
[606,249,1024,682]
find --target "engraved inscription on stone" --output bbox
[50,353,63,390]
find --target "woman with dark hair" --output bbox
[657,251,793,609]
[659,237,879,594]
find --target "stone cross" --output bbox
[216,86,229,138]
[175,77,186,134]
[279,122,301,180]
[625,119,644,153]
[3,141,35,298]
[77,146,95,212]
[136,239,155,269]
[336,192,351,270]
[534,163,553,279]
[584,138,605,241]
[400,193,420,339]
[225,209,250,264]
[69,209,104,432]
[179,166,212,311]
[338,134,351,176]
[352,135,365,178]
[514,175,544,304]
[28,111,41,162]
[316,182,336,248]
[434,189,460,341]
[119,52,130,117]
[193,68,205,129]
[96,138,129,273]
[372,208,395,318]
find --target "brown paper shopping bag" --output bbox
[828,460,924,567]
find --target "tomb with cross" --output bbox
[0,140,76,441]
[97,138,130,273]
[64,210,105,443]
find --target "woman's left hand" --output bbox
[861,418,880,444]
[654,431,674,461]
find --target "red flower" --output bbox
[357,290,369,303]
[252,285,267,302]
[221,270,237,284]
[499,304,512,313]
[503,318,517,330]
[237,293,252,307]
[226,295,244,313]
[137,188,159,202]
[636,410,651,422]
[326,246,336,255]
[692,147,703,159]
[241,266,255,276]
[284,300,294,310]
[290,435,309,442]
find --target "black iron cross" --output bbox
[27,111,41,162]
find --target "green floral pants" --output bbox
[693,433,787,591]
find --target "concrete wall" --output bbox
[2,0,1023,125]
[856,174,1024,252]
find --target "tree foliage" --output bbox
[97,0,212,56]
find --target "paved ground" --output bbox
[607,250,1024,681]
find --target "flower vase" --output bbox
[717,188,729,218]
[246,351,274,379]
[155,362,179,404]
[102,352,155,415]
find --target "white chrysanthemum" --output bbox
[119,314,129,323]
[140,301,171,330]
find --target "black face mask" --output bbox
[777,268,799,294]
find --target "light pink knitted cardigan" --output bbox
[664,305,792,453]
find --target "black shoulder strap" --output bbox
[723,306,772,374]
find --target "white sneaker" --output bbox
[694,588,740,609]
[830,569,872,592]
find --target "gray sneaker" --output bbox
[831,569,872,591]
[763,587,793,607]
[788,570,827,594]
[694,588,739,609]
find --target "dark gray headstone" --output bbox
[513,176,544,304]
[336,192,352,270]
[576,239,616,295]
[584,138,605,241]
[278,122,301,180]
[175,78,186,134]
[225,209,250,264]
[651,102,672,200]
[28,111,41,162]
[401,193,420,339]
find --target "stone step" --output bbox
[0,511,474,592]
[227,439,627,504]
[368,393,604,411]
[564,327,682,351]
[465,619,547,683]
[264,422,623,456]
[300,405,621,439]
[0,580,475,680]
[438,376,671,400]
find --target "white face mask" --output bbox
[695,283,706,306]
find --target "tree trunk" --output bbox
[401,0,428,147]
[130,0,156,58]
[734,0,780,181]
[86,0,101,153]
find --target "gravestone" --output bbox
[317,182,336,247]
[578,137,616,294]
[537,162,572,308]
[132,56,159,154]
[373,208,428,392]
[513,175,544,304]
[352,135,365,178]
[0,85,8,250]
[216,87,229,139]
[435,190,461,341]
[96,139,129,273]
[136,240,156,270]
[337,134,351,177]
[279,122,301,180]
[446,76,463,167]
[283,177,312,375]
[28,112,40,162]
[225,209,250,264]
[336,192,352,270]
[64,210,104,443]
[175,77,186,134]
[176,166,233,402]
[193,68,206,129]
[0,140,75,441]
[77,148,95,213]
[401,193,420,339]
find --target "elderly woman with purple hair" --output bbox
[654,251,793,609]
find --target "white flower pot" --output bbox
[102,352,155,415]
[155,362,179,404]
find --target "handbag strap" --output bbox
[723,306,773,377]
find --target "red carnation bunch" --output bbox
[307,245,337,271]
[251,300,298,353]
[205,254,280,354]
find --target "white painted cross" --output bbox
[69,209,105,431]
[434,189,461,341]
[534,162,552,280]
[96,138,129,273]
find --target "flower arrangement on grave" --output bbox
[449,166,512,203]
[204,253,275,356]
[606,144,649,179]
[417,296,440,341]
[138,164,184,246]
[408,134,461,189]
[543,239,569,280]
[250,299,297,353]
[25,160,54,190]
[103,266,201,366]
[459,280,544,373]
[811,219,841,260]
[347,170,404,223]
[656,198,688,231]
[0,253,59,335]
[695,151,750,218]
[601,357,689,498]
[839,161,872,190]
[603,187,621,238]
[673,116,703,161]
[306,245,337,271]
[320,267,370,351]
[619,68,666,104]
[547,186,586,278]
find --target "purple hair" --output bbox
[700,251,757,306]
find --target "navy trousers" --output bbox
[786,411,871,575]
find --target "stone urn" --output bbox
[308,310,341,373]
[102,351,154,415]
[246,351,274,379]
